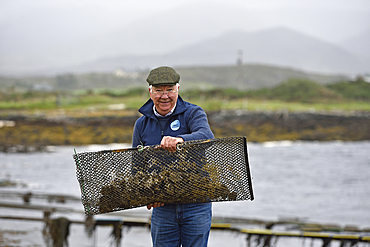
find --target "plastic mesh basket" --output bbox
[73,136,254,215]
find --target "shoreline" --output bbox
[1,110,369,152]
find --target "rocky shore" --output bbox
[1,110,369,152]
[207,110,370,142]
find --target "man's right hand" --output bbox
[147,202,164,210]
[160,136,184,152]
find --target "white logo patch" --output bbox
[170,120,180,131]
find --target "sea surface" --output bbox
[0,141,369,246]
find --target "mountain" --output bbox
[54,27,368,76]
[1,26,368,77]
[2,0,370,77]
[0,1,264,76]
[162,27,369,74]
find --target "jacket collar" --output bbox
[139,95,187,118]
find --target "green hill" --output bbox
[0,64,348,92]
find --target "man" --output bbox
[132,66,214,247]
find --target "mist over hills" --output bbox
[164,27,369,73]
[0,63,348,92]
[1,0,369,77]
[44,27,369,77]
[1,26,368,77]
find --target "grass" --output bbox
[0,95,370,116]
[1,94,369,115]
[1,78,369,116]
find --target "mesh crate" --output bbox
[73,136,254,215]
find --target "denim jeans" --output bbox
[151,203,212,247]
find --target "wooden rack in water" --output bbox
[1,191,369,247]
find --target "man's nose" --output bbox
[161,92,169,98]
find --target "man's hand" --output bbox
[147,202,164,210]
[160,136,184,152]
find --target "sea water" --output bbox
[0,141,369,246]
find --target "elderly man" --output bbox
[131,66,214,247]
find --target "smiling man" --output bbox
[131,66,214,247]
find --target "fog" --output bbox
[1,0,370,75]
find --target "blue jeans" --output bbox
[151,203,212,247]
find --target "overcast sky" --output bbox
[1,0,369,42]
[1,0,370,74]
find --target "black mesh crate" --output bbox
[73,136,254,215]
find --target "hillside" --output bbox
[0,64,348,91]
[176,64,348,90]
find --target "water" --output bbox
[1,141,369,246]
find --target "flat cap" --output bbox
[146,66,180,86]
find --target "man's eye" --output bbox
[156,90,163,93]
[168,89,174,92]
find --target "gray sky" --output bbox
[2,0,369,42]
[1,0,370,73]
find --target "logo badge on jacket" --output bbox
[170,120,180,131]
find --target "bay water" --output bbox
[0,140,369,246]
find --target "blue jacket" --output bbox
[132,96,214,148]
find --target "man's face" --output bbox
[149,84,179,116]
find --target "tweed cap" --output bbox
[146,66,180,86]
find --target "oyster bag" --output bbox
[73,136,254,215]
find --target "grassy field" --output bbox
[1,81,369,116]
[1,93,369,117]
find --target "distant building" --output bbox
[113,69,139,78]
[364,75,370,83]
[32,84,54,92]
[349,74,370,83]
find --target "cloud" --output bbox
[1,0,369,75]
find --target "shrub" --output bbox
[268,79,341,103]
[327,79,370,100]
